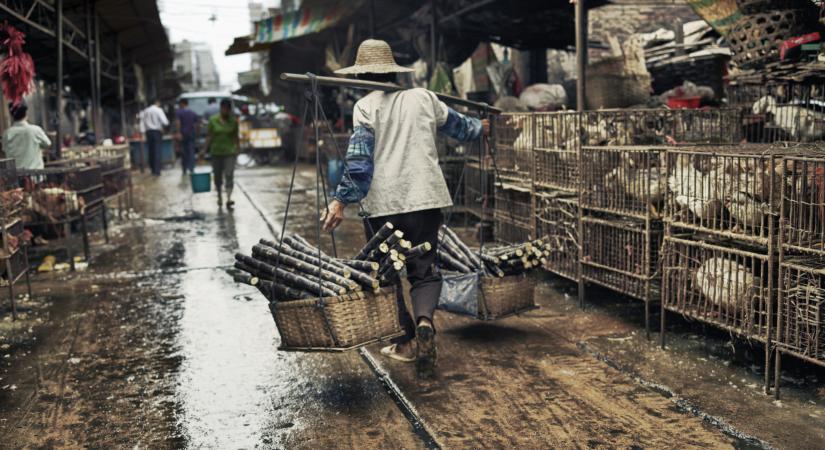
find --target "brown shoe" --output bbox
[415,321,436,378]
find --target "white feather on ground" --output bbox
[695,256,757,312]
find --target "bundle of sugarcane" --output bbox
[233,222,434,302]
[437,225,549,277]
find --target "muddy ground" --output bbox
[0,165,823,449]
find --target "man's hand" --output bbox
[321,200,346,232]
[481,119,491,137]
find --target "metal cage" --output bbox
[440,156,466,208]
[580,215,663,302]
[727,79,825,143]
[781,154,825,256]
[535,192,579,281]
[463,161,494,220]
[579,109,741,146]
[661,236,773,342]
[580,145,666,220]
[534,111,580,193]
[777,257,825,367]
[664,144,798,247]
[493,183,535,244]
[491,113,533,186]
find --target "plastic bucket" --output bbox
[191,171,212,193]
[667,96,701,109]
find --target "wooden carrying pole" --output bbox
[280,73,503,114]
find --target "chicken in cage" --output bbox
[694,256,759,314]
[667,154,724,222]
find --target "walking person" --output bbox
[175,98,199,174]
[321,39,488,376]
[205,99,239,209]
[2,101,50,169]
[140,99,169,176]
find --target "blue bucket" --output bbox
[191,171,212,193]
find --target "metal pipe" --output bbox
[117,45,126,141]
[94,9,103,142]
[56,0,63,159]
[575,0,587,111]
[85,0,97,145]
[280,73,502,114]
[429,0,437,80]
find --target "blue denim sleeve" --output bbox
[333,126,375,204]
[438,107,482,142]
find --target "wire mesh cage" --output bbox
[492,113,533,186]
[0,159,18,192]
[494,182,534,230]
[534,111,580,193]
[661,236,773,341]
[579,109,741,146]
[580,145,666,220]
[777,257,825,367]
[781,154,825,256]
[440,157,466,208]
[580,215,663,301]
[535,192,579,281]
[18,164,104,221]
[664,144,798,247]
[727,79,825,143]
[494,216,534,244]
[463,161,494,220]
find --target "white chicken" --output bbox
[726,191,768,231]
[603,153,663,212]
[668,154,723,221]
[695,256,757,313]
[752,96,825,142]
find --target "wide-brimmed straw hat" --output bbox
[335,39,414,75]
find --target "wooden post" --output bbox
[575,0,588,112]
[674,20,685,56]
[429,0,437,81]
[56,0,64,158]
[117,45,126,140]
[86,0,97,144]
[94,9,103,142]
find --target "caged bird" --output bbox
[752,95,825,142]
[603,152,664,213]
[726,191,771,231]
[668,154,724,221]
[695,256,757,314]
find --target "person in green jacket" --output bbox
[205,99,239,208]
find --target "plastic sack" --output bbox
[437,272,480,317]
[519,83,568,111]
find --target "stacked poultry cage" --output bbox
[774,149,825,396]
[579,144,666,337]
[727,78,825,143]
[533,112,580,281]
[18,159,108,262]
[0,159,31,320]
[660,144,808,391]
[491,113,534,242]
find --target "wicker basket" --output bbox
[478,273,538,319]
[269,286,403,351]
[728,10,810,69]
[736,0,813,14]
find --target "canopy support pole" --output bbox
[575,0,588,111]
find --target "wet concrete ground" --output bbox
[0,164,823,449]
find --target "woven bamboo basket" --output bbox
[478,273,538,319]
[269,286,403,351]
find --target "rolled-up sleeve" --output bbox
[333,125,375,205]
[437,106,482,142]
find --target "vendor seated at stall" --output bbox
[2,101,50,169]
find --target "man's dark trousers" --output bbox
[364,208,442,344]
[181,134,196,173]
[146,129,163,175]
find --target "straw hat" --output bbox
[335,39,413,75]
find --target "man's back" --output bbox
[2,121,50,170]
[353,88,452,217]
[176,107,198,137]
[141,105,169,132]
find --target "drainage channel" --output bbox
[237,180,442,449]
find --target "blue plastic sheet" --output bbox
[438,272,480,318]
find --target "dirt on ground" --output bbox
[0,165,822,449]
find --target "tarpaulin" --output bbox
[253,0,362,45]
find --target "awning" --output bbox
[226,0,362,56]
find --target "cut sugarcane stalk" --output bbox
[235,254,344,296]
[437,249,472,273]
[355,222,394,260]
[252,245,357,290]
[258,239,351,278]
[404,242,432,259]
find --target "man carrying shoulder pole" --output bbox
[321,39,489,377]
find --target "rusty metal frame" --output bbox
[535,191,579,282]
